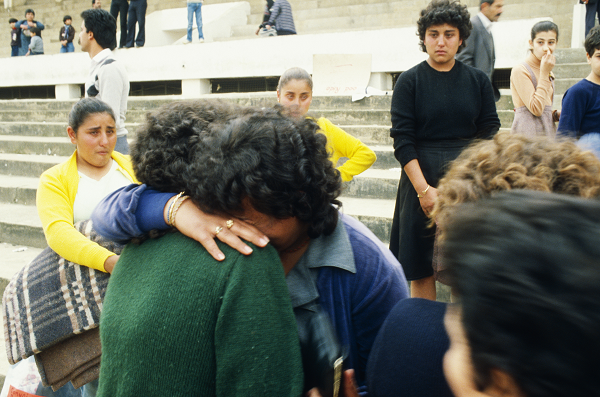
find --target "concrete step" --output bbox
[499,109,515,129]
[293,2,416,21]
[0,122,141,138]
[340,126,392,146]
[555,78,584,95]
[0,175,38,206]
[368,145,396,169]
[0,153,67,178]
[496,94,515,112]
[554,63,591,80]
[555,48,588,64]
[0,122,68,137]
[343,168,400,200]
[295,13,413,34]
[0,99,75,112]
[0,135,72,156]
[339,197,394,243]
[295,0,425,10]
[0,203,45,248]
[0,110,71,123]
[316,109,391,125]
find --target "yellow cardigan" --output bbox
[315,117,376,182]
[36,151,138,272]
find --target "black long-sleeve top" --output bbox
[390,60,500,167]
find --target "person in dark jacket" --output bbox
[9,18,20,57]
[59,15,75,53]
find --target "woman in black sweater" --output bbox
[389,0,500,300]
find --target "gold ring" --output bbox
[226,219,234,229]
[215,226,223,236]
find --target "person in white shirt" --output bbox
[79,8,130,154]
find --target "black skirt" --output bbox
[389,143,466,280]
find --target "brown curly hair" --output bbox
[433,132,600,232]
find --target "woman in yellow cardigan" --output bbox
[277,67,376,182]
[36,97,137,274]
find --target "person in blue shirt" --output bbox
[557,26,600,142]
[16,9,44,56]
[91,100,409,395]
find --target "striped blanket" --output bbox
[2,220,123,365]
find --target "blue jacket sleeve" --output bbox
[91,184,172,242]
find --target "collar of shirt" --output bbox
[477,12,493,32]
[91,48,112,68]
[285,212,356,309]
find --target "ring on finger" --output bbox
[215,226,223,236]
[226,219,234,229]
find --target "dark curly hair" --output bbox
[131,100,342,238]
[417,0,471,53]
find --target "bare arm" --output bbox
[403,159,438,217]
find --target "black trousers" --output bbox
[126,0,147,47]
[110,0,129,48]
[586,0,600,37]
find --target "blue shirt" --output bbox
[557,78,600,139]
[92,184,409,394]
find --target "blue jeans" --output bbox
[60,42,74,53]
[187,2,204,41]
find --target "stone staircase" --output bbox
[0,94,399,248]
[0,46,590,271]
[0,0,578,57]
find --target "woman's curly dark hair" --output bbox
[417,0,471,53]
[131,100,342,238]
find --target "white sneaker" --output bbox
[183,40,191,44]
[199,38,204,43]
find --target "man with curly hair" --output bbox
[389,0,499,300]
[92,101,409,394]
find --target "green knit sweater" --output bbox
[97,232,303,397]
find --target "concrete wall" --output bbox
[0,17,550,97]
